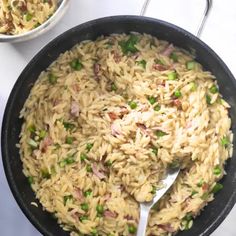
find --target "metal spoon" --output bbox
[137,167,180,236]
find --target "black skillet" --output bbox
[2,15,236,236]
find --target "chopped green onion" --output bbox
[111,83,117,91]
[174,90,182,98]
[206,95,211,105]
[28,125,36,133]
[190,82,197,92]
[186,61,196,70]
[183,213,192,221]
[25,12,33,21]
[170,52,178,62]
[39,130,47,140]
[63,195,73,205]
[148,96,156,105]
[154,104,161,111]
[81,203,89,212]
[136,59,147,69]
[191,190,198,196]
[197,179,204,187]
[27,176,34,185]
[86,143,93,152]
[84,189,92,197]
[128,101,137,109]
[86,165,92,172]
[105,160,113,166]
[151,147,158,155]
[221,136,230,148]
[91,228,98,236]
[211,183,223,194]
[118,35,139,54]
[209,84,218,94]
[213,165,222,175]
[80,153,88,162]
[150,185,156,194]
[128,225,137,234]
[70,59,83,71]
[63,121,75,131]
[79,215,88,222]
[41,169,51,179]
[155,130,167,137]
[28,138,38,149]
[66,136,74,144]
[48,73,57,84]
[168,71,177,80]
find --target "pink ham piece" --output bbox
[104,210,118,218]
[152,64,168,71]
[92,164,106,179]
[41,137,53,153]
[158,224,175,233]
[108,112,118,121]
[70,101,80,117]
[74,188,84,201]
[162,44,174,57]
[111,123,122,136]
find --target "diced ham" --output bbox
[158,224,175,233]
[112,51,121,63]
[202,183,209,191]
[104,210,118,218]
[93,63,101,81]
[72,83,80,92]
[103,193,111,201]
[74,188,84,201]
[108,112,118,120]
[70,101,80,117]
[41,137,53,153]
[162,44,174,57]
[152,64,168,71]
[119,106,129,117]
[172,99,182,110]
[92,164,106,180]
[111,123,122,136]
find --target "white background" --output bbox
[0,0,236,235]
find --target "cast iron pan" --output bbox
[2,16,236,236]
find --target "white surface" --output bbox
[0,0,236,235]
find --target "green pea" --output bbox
[206,95,211,105]
[86,165,92,172]
[66,136,74,144]
[80,153,88,162]
[128,225,137,234]
[221,136,230,148]
[186,61,196,70]
[63,121,75,131]
[136,59,147,69]
[96,204,104,214]
[25,12,33,21]
[84,189,92,197]
[209,85,218,94]
[170,52,178,62]
[48,73,57,84]
[79,215,88,222]
[81,203,89,212]
[168,71,177,80]
[70,59,83,71]
[86,143,93,152]
[174,90,182,98]
[128,101,137,109]
[213,165,221,175]
[154,104,161,111]
[155,130,167,137]
[211,183,223,194]
[148,96,156,105]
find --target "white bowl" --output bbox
[0,0,70,43]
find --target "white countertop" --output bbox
[1,0,236,235]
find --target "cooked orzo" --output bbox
[19,33,233,236]
[0,0,58,35]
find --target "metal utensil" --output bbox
[137,167,180,236]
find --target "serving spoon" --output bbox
[137,167,180,236]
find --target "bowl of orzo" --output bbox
[2,16,236,236]
[0,0,69,42]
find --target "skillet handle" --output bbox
[140,0,213,38]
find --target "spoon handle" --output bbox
[137,205,150,236]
